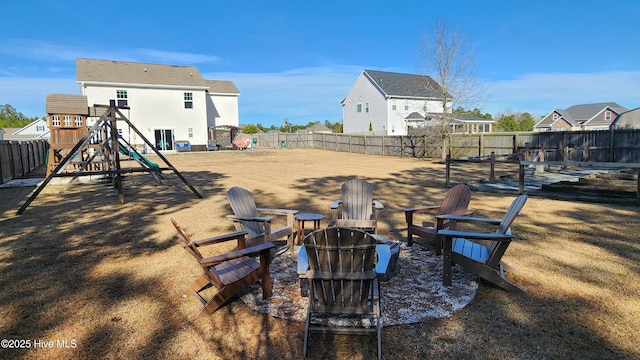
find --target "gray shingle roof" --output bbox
[45,94,88,115]
[363,70,448,99]
[565,102,628,122]
[206,80,240,94]
[405,112,425,120]
[76,58,208,87]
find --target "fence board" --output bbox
[250,129,640,163]
[0,140,49,184]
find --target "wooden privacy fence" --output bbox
[0,140,49,184]
[253,129,640,162]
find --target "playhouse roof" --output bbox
[45,94,89,115]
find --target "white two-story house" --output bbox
[342,69,493,136]
[342,70,451,136]
[76,58,239,151]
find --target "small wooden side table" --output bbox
[295,213,324,244]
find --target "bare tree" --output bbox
[418,22,486,160]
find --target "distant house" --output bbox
[304,123,333,134]
[1,119,49,140]
[341,69,493,136]
[534,102,628,132]
[610,107,640,129]
[76,58,240,151]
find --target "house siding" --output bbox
[342,73,388,134]
[81,84,209,147]
[207,93,239,128]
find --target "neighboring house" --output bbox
[1,119,49,140]
[610,107,640,129]
[76,58,240,151]
[341,69,493,136]
[304,123,333,134]
[534,102,628,132]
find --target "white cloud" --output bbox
[132,49,221,64]
[6,62,639,127]
[485,71,640,117]
[203,66,364,124]
[0,40,221,65]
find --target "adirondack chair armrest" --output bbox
[438,229,515,241]
[199,242,275,266]
[192,231,250,247]
[436,214,502,225]
[226,214,273,223]
[256,208,298,216]
[329,199,342,209]
[404,205,441,225]
[373,200,384,210]
[404,205,441,214]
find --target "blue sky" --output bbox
[2,1,640,127]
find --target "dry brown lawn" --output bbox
[0,148,638,359]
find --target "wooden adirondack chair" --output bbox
[171,218,275,318]
[404,183,472,254]
[330,178,384,234]
[226,186,298,252]
[437,194,528,293]
[301,227,383,360]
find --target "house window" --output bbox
[117,90,128,107]
[52,115,60,126]
[605,111,612,121]
[392,100,397,111]
[63,116,72,127]
[553,113,558,121]
[356,103,362,113]
[188,127,193,138]
[404,100,409,111]
[365,103,369,113]
[74,116,83,126]
[36,125,45,131]
[184,92,193,109]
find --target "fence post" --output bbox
[0,143,4,183]
[609,128,615,162]
[423,135,427,159]
[519,163,525,194]
[583,135,589,161]
[537,146,545,173]
[479,134,484,157]
[490,151,496,181]
[445,154,451,187]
